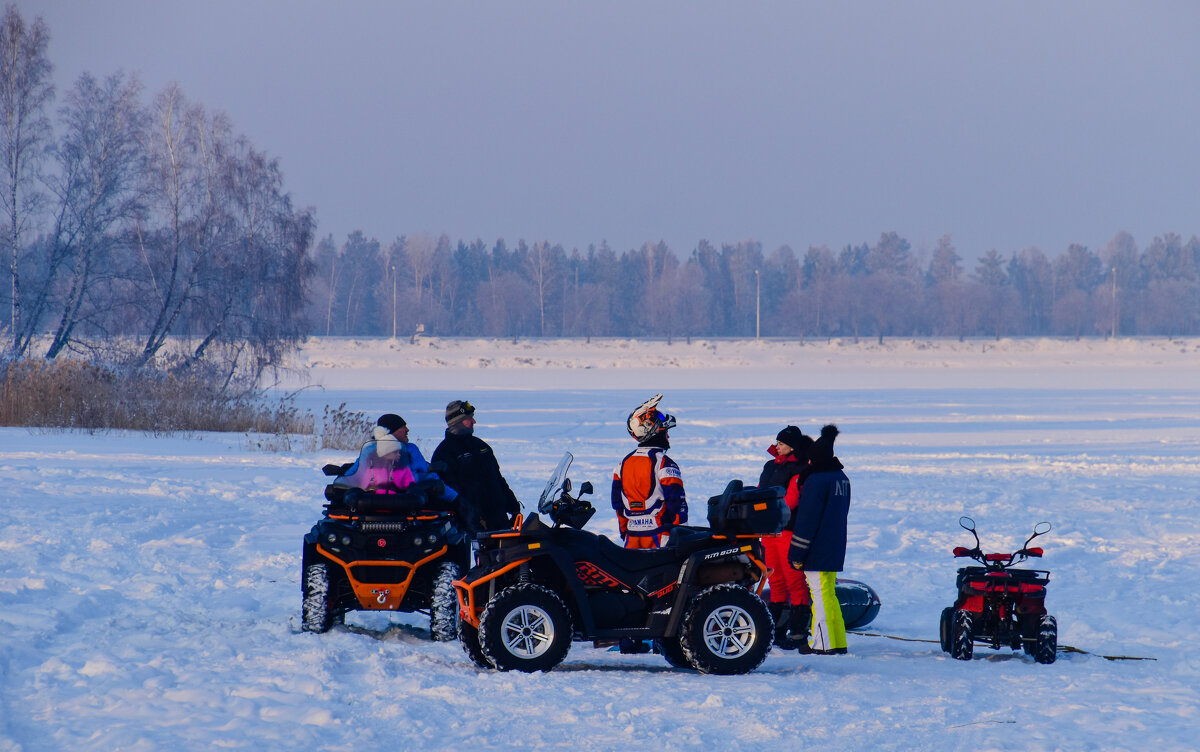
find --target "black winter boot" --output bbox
[768,602,797,649]
[786,605,813,653]
[767,601,785,621]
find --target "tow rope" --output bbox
[847,630,1157,661]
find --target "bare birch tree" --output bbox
[43,71,146,358]
[0,5,53,355]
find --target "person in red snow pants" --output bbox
[758,425,813,650]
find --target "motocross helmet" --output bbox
[627,393,676,442]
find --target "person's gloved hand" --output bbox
[787,548,806,571]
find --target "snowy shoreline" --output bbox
[280,335,1200,391]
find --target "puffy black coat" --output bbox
[758,447,807,491]
[788,457,850,572]
[432,431,521,533]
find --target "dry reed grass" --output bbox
[0,358,312,435]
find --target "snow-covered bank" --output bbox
[279,336,1200,391]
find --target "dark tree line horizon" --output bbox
[310,228,1200,341]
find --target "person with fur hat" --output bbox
[432,400,521,534]
[612,394,688,549]
[787,424,851,655]
[758,425,814,650]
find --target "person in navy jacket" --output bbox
[788,424,850,654]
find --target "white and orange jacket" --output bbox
[610,446,688,537]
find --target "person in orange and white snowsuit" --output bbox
[611,394,688,549]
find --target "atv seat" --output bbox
[585,529,721,574]
[594,534,694,571]
[665,525,714,547]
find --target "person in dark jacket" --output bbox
[758,425,813,650]
[788,424,850,654]
[432,400,521,534]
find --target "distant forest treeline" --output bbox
[5,3,1200,384]
[310,229,1200,340]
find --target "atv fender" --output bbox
[664,542,765,638]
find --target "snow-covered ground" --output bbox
[3,337,1199,751]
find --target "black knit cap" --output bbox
[775,425,807,451]
[377,413,406,432]
[808,424,839,461]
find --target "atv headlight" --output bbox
[414,537,423,546]
[341,536,351,546]
[428,533,438,544]
[326,533,336,544]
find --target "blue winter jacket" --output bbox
[788,460,850,572]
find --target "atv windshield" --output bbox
[538,452,574,514]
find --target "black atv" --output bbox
[939,516,1058,664]
[300,462,470,641]
[453,453,787,674]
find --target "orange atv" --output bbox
[301,466,469,641]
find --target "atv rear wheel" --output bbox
[479,583,572,672]
[302,562,341,633]
[430,561,461,642]
[679,584,772,675]
[1034,614,1058,664]
[459,617,493,668]
[654,634,692,669]
[938,607,954,653]
[950,609,974,661]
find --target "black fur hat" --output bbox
[808,424,839,461]
[376,413,406,432]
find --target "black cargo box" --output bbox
[323,481,452,517]
[706,480,787,535]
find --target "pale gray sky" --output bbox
[22,1,1200,261]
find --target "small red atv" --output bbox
[939,516,1058,664]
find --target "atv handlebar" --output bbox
[951,522,1051,570]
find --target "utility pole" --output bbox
[755,269,761,340]
[391,265,397,340]
[1111,266,1117,338]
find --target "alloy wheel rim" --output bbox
[501,604,554,659]
[702,605,756,658]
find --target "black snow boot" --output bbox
[619,638,651,654]
[786,604,813,653]
[769,602,797,649]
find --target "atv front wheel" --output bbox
[1034,614,1058,664]
[938,607,954,653]
[679,584,772,675]
[479,583,572,672]
[459,617,493,669]
[301,562,340,633]
[430,561,461,642]
[950,609,974,661]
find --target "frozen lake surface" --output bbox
[3,339,1199,750]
